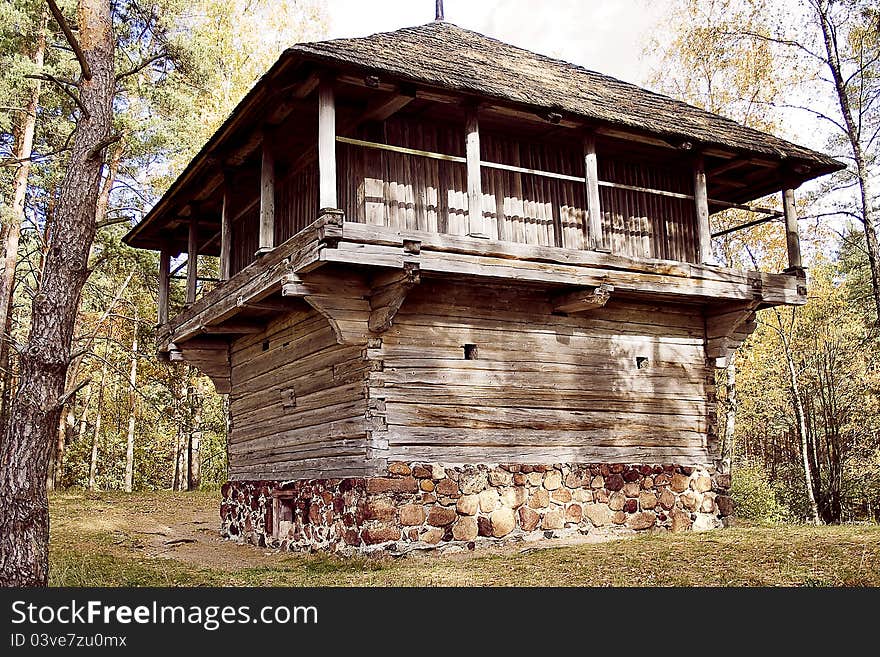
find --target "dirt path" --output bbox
[50,490,627,571]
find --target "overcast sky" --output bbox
[324,0,664,86]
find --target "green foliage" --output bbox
[730,460,788,522]
[1,0,326,493]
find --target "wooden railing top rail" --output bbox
[336,135,785,224]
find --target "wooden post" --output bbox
[157,246,170,325]
[220,172,232,280]
[782,188,803,274]
[318,80,337,210]
[186,214,198,306]
[693,153,713,264]
[466,106,487,238]
[583,133,604,251]
[257,133,275,256]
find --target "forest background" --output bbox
[0,0,876,526]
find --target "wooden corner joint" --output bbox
[552,282,613,314]
[368,262,421,333]
[317,208,344,247]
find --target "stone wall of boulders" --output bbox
[220,462,733,553]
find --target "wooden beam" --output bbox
[158,247,170,325]
[369,262,421,332]
[465,106,486,238]
[257,131,275,256]
[583,133,604,251]
[199,323,264,335]
[237,299,301,312]
[186,215,198,305]
[782,188,803,275]
[359,90,416,123]
[553,283,613,314]
[266,72,320,125]
[693,154,712,265]
[220,172,232,280]
[709,158,749,177]
[318,79,337,209]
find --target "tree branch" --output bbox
[95,215,133,229]
[45,0,92,81]
[88,132,122,160]
[115,52,168,82]
[26,73,89,119]
[57,377,91,408]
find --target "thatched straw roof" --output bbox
[291,21,839,173]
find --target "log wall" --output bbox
[227,305,370,480]
[372,279,714,467]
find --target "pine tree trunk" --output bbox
[89,362,108,492]
[0,0,114,586]
[0,8,48,430]
[124,309,138,493]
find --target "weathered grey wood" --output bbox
[465,107,486,238]
[553,282,612,313]
[157,247,170,325]
[693,153,712,264]
[583,133,604,250]
[186,215,198,305]
[782,188,803,273]
[368,262,420,332]
[257,134,275,255]
[318,80,337,209]
[220,173,232,281]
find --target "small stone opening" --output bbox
[262,339,270,352]
[273,493,295,539]
[636,356,649,369]
[464,344,478,360]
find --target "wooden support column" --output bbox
[782,187,803,275]
[583,133,604,250]
[466,106,487,238]
[693,153,713,264]
[257,132,275,256]
[318,80,337,210]
[157,247,170,325]
[220,172,232,281]
[186,214,198,306]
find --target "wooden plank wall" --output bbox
[598,159,697,262]
[337,116,699,263]
[227,306,370,480]
[231,205,259,276]
[275,161,319,246]
[374,279,714,466]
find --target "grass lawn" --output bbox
[49,490,880,587]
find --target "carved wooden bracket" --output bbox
[369,262,421,333]
[553,282,613,314]
[705,301,759,365]
[167,338,232,394]
[282,270,372,345]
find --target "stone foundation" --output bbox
[220,463,733,554]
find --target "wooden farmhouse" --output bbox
[124,21,842,550]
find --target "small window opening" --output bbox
[464,344,478,360]
[636,356,649,369]
[273,494,296,539]
[262,340,270,352]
